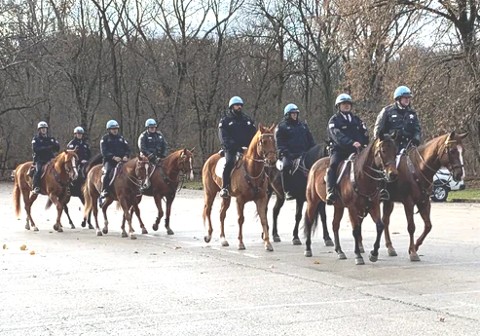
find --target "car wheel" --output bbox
[432,185,448,202]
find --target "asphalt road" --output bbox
[1,182,479,336]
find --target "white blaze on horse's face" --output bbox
[71,156,79,180]
[457,145,465,179]
[189,156,194,181]
[143,162,151,189]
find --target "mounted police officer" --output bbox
[31,121,60,194]
[137,118,168,164]
[326,94,369,205]
[99,120,131,205]
[374,86,422,153]
[275,103,315,200]
[218,96,257,198]
[66,126,91,168]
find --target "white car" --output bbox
[431,168,465,202]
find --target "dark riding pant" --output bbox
[327,151,347,191]
[33,162,45,190]
[281,156,293,193]
[222,150,237,189]
[102,161,116,192]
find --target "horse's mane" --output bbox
[85,153,103,172]
[354,140,376,176]
[245,130,262,158]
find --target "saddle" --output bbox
[27,164,48,180]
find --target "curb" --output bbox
[449,199,480,203]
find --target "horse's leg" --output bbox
[101,198,114,235]
[357,220,365,254]
[63,204,75,229]
[49,194,65,233]
[87,210,94,230]
[292,198,304,245]
[403,200,420,261]
[304,197,320,257]
[235,198,245,250]
[132,203,148,235]
[164,196,175,235]
[203,189,215,243]
[318,202,333,246]
[122,200,136,240]
[367,203,385,263]
[347,209,364,265]
[414,201,433,257]
[152,194,164,232]
[332,206,346,260]
[271,194,285,243]
[92,201,102,236]
[382,201,397,256]
[21,189,37,231]
[255,197,273,252]
[219,197,232,247]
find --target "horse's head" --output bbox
[439,131,468,182]
[135,156,151,189]
[177,148,195,181]
[374,135,398,182]
[256,123,277,166]
[62,149,79,181]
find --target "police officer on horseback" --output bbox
[137,118,168,164]
[218,96,257,198]
[275,103,315,200]
[326,94,369,205]
[99,120,131,205]
[67,126,91,168]
[31,121,60,194]
[374,86,422,153]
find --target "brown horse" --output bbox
[304,136,398,265]
[382,131,468,261]
[134,148,195,235]
[82,156,150,239]
[13,150,79,232]
[202,124,277,251]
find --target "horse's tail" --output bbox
[13,170,21,218]
[45,199,53,210]
[82,180,93,218]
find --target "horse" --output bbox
[266,144,333,246]
[202,124,277,251]
[303,136,398,265]
[382,131,468,261]
[13,150,79,232]
[133,148,195,235]
[53,153,103,229]
[82,156,151,239]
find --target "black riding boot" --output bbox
[325,167,337,205]
[281,170,294,200]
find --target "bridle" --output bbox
[256,133,276,166]
[64,153,79,181]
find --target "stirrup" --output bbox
[32,187,40,195]
[219,188,230,198]
[284,191,294,201]
[379,188,390,201]
[326,190,336,205]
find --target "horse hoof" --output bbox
[130,234,137,240]
[96,231,103,237]
[265,243,274,252]
[238,243,246,250]
[166,228,174,235]
[204,236,211,243]
[221,240,229,247]
[359,246,365,253]
[152,224,159,231]
[70,224,75,230]
[121,232,128,238]
[102,228,108,235]
[338,252,347,260]
[324,239,334,247]
[57,227,63,233]
[292,238,302,246]
[304,250,312,257]
[355,257,365,265]
[88,224,94,230]
[142,228,148,235]
[53,224,59,231]
[33,227,39,232]
[81,222,86,228]
[410,253,421,262]
[387,247,398,257]
[25,224,30,230]
[273,235,281,243]
[369,252,378,263]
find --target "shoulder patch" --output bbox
[32,140,36,143]
[329,123,335,128]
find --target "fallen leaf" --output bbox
[20,244,27,251]
[29,250,36,255]
[174,246,182,250]
[439,316,445,322]
[313,260,321,264]
[2,244,7,250]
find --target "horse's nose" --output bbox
[388,170,398,181]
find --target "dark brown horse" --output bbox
[82,156,150,239]
[382,131,468,261]
[304,137,398,265]
[134,148,195,235]
[13,150,79,232]
[202,124,277,251]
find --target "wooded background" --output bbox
[1,0,479,178]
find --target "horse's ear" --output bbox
[447,131,455,141]
[269,123,276,132]
[190,146,195,152]
[457,132,468,140]
[258,123,264,132]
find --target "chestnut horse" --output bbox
[134,148,195,235]
[202,124,277,251]
[304,136,398,265]
[13,150,79,232]
[382,131,468,261]
[82,156,150,239]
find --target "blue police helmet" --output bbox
[393,86,412,100]
[283,103,299,116]
[145,118,157,128]
[335,93,353,107]
[74,126,84,134]
[228,96,244,108]
[106,120,120,130]
[37,121,48,129]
